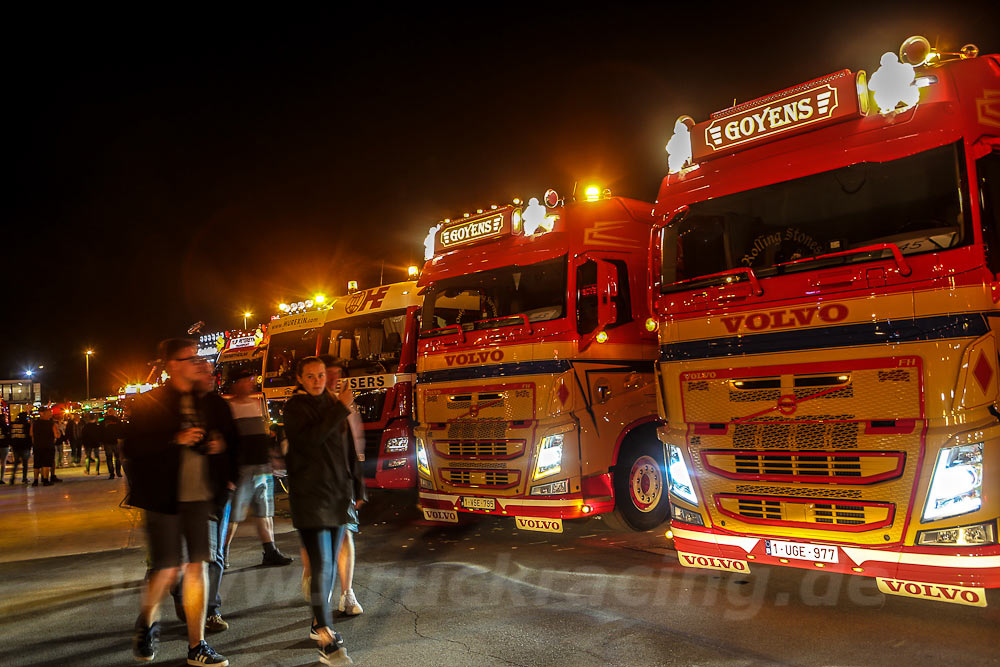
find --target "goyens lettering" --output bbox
[439,215,504,248]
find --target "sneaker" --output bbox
[51,475,62,483]
[339,589,363,616]
[133,620,159,662]
[261,549,293,567]
[0,478,6,484]
[319,635,352,666]
[205,613,229,632]
[31,480,38,487]
[42,480,52,486]
[186,640,228,666]
[309,622,323,641]
[109,474,115,480]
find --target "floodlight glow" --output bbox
[315,294,325,304]
[407,266,419,278]
[869,52,919,114]
[584,185,601,202]
[665,117,693,173]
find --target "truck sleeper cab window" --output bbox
[421,256,568,336]
[263,328,320,388]
[661,141,970,290]
[326,312,406,370]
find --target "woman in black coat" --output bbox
[283,356,365,666]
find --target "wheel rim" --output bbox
[628,455,663,513]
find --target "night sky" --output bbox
[5,3,999,400]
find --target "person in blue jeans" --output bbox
[283,356,365,666]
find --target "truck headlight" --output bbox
[416,438,430,476]
[533,434,563,480]
[385,437,409,453]
[667,443,698,505]
[922,442,983,522]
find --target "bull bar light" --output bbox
[667,443,698,505]
[922,442,983,522]
[533,434,563,480]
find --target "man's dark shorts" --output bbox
[144,501,212,570]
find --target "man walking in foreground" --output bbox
[124,338,228,666]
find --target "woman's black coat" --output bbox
[283,391,367,529]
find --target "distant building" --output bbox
[0,378,42,418]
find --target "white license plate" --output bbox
[461,496,496,511]
[765,540,839,563]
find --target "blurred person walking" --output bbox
[284,356,364,665]
[50,415,65,481]
[31,408,59,486]
[123,338,229,666]
[169,372,240,634]
[67,413,84,465]
[224,369,293,568]
[82,414,103,474]
[102,408,125,479]
[9,412,32,484]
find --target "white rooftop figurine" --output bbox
[665,118,693,173]
[868,52,919,114]
[424,223,442,260]
[522,197,548,235]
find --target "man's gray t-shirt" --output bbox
[177,393,212,502]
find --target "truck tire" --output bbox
[611,435,671,531]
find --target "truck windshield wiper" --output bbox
[774,243,912,276]
[663,267,764,296]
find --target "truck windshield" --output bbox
[421,256,567,336]
[324,310,407,375]
[661,142,968,291]
[215,350,264,394]
[263,328,319,390]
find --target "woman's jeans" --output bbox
[299,525,346,630]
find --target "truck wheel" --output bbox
[611,438,670,531]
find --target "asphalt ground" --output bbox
[0,469,997,666]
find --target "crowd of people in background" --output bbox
[0,407,126,485]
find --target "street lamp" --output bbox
[243,311,252,330]
[85,350,94,399]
